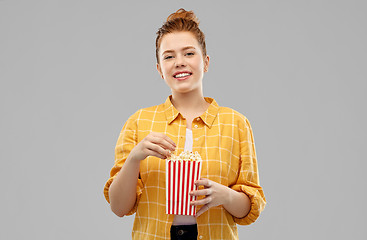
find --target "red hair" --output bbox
[156,8,207,63]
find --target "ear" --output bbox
[156,63,164,79]
[204,55,210,72]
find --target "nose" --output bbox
[175,55,186,68]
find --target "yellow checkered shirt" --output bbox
[104,96,266,240]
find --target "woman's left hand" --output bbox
[189,178,230,217]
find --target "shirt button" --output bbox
[195,138,199,141]
[178,230,184,235]
[196,117,200,121]
[194,125,198,128]
[199,236,203,239]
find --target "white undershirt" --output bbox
[172,128,197,225]
[184,128,193,152]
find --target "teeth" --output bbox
[175,73,190,78]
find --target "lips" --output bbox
[173,71,192,80]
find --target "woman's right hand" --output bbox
[129,132,176,162]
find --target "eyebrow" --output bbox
[161,46,196,56]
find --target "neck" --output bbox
[171,90,208,114]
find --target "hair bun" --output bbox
[166,8,199,25]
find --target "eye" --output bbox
[185,52,195,56]
[164,55,173,60]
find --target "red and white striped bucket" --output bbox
[166,159,202,215]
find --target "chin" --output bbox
[170,83,201,94]
[172,88,197,94]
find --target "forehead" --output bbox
[159,31,200,53]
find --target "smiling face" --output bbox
[157,31,209,94]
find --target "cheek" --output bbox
[193,58,205,71]
[161,64,172,77]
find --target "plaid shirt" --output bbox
[104,96,266,240]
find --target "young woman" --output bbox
[104,9,266,240]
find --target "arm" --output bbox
[109,154,141,217]
[230,117,266,225]
[104,115,176,217]
[222,186,251,218]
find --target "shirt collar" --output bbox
[164,95,219,128]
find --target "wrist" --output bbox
[126,154,142,166]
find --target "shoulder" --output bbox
[125,102,166,124]
[216,105,254,134]
[136,102,166,117]
[218,106,249,123]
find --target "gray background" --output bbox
[1,0,366,239]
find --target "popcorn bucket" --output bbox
[166,151,202,216]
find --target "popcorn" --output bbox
[166,151,202,215]
[168,150,202,162]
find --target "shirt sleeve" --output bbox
[230,116,266,225]
[103,110,144,216]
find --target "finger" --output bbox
[147,142,171,158]
[150,132,176,147]
[158,133,177,149]
[190,196,212,206]
[150,134,176,151]
[195,204,210,217]
[190,188,212,197]
[194,178,212,188]
[145,149,167,159]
